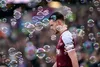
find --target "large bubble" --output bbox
[36,48,46,59]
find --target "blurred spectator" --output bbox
[0,54,8,67]
[89,48,100,67]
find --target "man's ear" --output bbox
[57,20,62,25]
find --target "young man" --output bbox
[49,12,79,67]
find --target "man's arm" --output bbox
[62,31,79,67]
[67,49,79,67]
[52,62,57,67]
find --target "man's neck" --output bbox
[59,25,67,35]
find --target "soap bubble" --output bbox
[80,26,85,30]
[29,33,33,38]
[97,32,100,37]
[19,58,24,64]
[89,7,94,12]
[15,51,22,58]
[51,35,56,41]
[1,27,8,34]
[93,1,99,7]
[38,6,43,12]
[43,10,49,16]
[2,18,7,23]
[50,15,56,21]
[45,57,52,63]
[43,45,51,52]
[76,29,85,37]
[87,19,94,27]
[56,25,62,31]
[36,48,46,59]
[93,43,100,50]
[90,37,96,42]
[35,22,43,31]
[8,47,16,56]
[89,56,97,64]
[0,0,7,8]
[88,33,94,39]
[42,18,49,26]
[14,10,21,19]
[97,7,100,12]
[1,7,7,11]
[9,60,18,67]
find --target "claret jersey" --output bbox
[56,30,74,67]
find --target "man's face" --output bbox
[49,20,59,34]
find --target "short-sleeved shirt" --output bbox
[56,30,74,67]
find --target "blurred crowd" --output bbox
[0,0,100,67]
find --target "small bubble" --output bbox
[87,19,94,27]
[89,56,97,64]
[51,35,56,41]
[43,45,51,52]
[38,6,43,12]
[36,48,46,59]
[89,7,94,12]
[45,57,52,63]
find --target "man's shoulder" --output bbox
[61,30,72,37]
